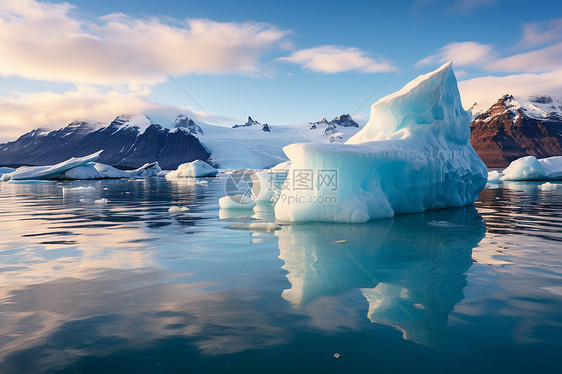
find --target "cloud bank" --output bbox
[278,45,395,74]
[418,18,562,111]
[0,0,290,86]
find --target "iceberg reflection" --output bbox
[276,206,485,347]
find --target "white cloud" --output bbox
[416,41,495,67]
[418,25,562,112]
[418,40,562,74]
[278,45,395,74]
[0,0,290,86]
[521,18,562,47]
[0,86,221,142]
[459,70,562,111]
[487,42,562,73]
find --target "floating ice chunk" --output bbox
[219,195,256,209]
[500,155,562,181]
[1,151,102,181]
[63,186,96,194]
[94,198,108,205]
[274,62,487,223]
[59,162,161,180]
[0,150,161,181]
[0,167,15,179]
[6,180,53,184]
[538,182,557,191]
[166,160,218,179]
[487,170,500,183]
[169,206,190,214]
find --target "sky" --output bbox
[0,0,561,141]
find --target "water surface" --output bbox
[0,178,560,373]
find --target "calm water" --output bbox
[0,177,561,373]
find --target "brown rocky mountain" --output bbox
[470,94,562,168]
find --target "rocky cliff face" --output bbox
[470,95,562,167]
[0,115,211,170]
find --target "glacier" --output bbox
[0,151,161,181]
[500,155,562,181]
[165,160,218,178]
[274,62,488,223]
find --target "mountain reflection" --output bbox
[276,206,486,348]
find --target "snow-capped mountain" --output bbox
[0,113,362,170]
[309,114,360,143]
[0,115,210,170]
[232,116,271,132]
[470,94,562,167]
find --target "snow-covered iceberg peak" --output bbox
[274,62,487,223]
[348,62,470,145]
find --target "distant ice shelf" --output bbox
[0,151,161,181]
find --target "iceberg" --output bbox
[165,160,218,179]
[1,151,102,181]
[0,167,15,178]
[0,151,161,181]
[487,170,501,183]
[274,62,487,223]
[58,162,161,180]
[500,155,562,181]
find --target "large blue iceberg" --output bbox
[274,62,487,223]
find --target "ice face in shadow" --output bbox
[274,62,487,223]
[276,206,485,348]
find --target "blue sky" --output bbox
[0,0,561,141]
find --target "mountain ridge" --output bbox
[470,94,562,167]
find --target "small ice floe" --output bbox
[63,186,96,195]
[7,180,53,184]
[487,170,501,183]
[169,206,190,215]
[219,195,256,209]
[333,353,341,359]
[538,182,557,191]
[195,180,208,186]
[332,240,348,244]
[166,160,218,179]
[501,155,562,181]
[94,198,108,205]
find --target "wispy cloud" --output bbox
[520,18,562,47]
[417,18,562,111]
[418,40,562,74]
[278,45,395,74]
[487,42,562,73]
[459,70,562,111]
[416,41,495,68]
[410,0,497,15]
[449,0,497,14]
[0,86,218,142]
[0,0,290,86]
